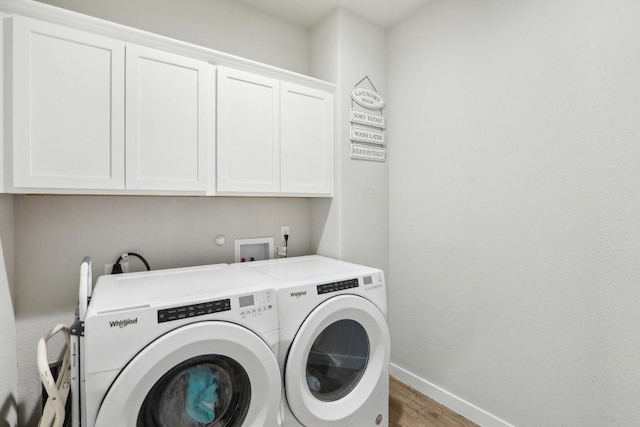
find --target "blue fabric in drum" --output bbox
[186,366,219,424]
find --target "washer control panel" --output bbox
[362,272,385,291]
[239,290,274,318]
[158,298,231,323]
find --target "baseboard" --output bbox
[389,363,514,427]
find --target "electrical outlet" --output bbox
[281,225,290,242]
[105,262,129,275]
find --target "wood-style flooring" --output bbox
[389,376,479,427]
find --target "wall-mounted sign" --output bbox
[349,87,385,110]
[351,126,385,145]
[350,108,385,129]
[350,144,386,162]
[349,77,386,162]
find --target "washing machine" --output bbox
[80,263,282,427]
[235,255,390,427]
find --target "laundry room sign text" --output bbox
[350,108,385,129]
[350,144,386,162]
[351,127,385,145]
[349,76,387,162]
[350,87,385,109]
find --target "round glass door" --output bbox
[137,355,250,427]
[94,321,281,427]
[285,295,390,427]
[306,319,369,402]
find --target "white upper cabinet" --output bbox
[0,13,7,193]
[125,45,211,191]
[217,67,334,196]
[10,16,213,194]
[216,66,280,194]
[5,5,334,196]
[12,16,125,190]
[280,82,333,196]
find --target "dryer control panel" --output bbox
[239,290,274,318]
[316,273,385,295]
[317,278,359,294]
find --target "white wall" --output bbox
[36,0,310,74]
[0,196,13,302]
[15,196,311,316]
[0,195,17,427]
[388,0,640,425]
[309,11,342,259]
[310,9,388,273]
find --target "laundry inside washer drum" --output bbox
[137,355,251,427]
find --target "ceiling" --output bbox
[231,0,431,29]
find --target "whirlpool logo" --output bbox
[290,291,307,298]
[109,318,138,329]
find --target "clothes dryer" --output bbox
[235,256,390,427]
[80,264,281,427]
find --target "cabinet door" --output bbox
[0,13,7,192]
[126,45,211,192]
[280,82,333,196]
[12,16,125,190]
[217,67,280,194]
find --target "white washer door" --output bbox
[285,295,390,427]
[94,321,280,427]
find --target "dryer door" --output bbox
[94,321,280,427]
[285,295,390,426]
